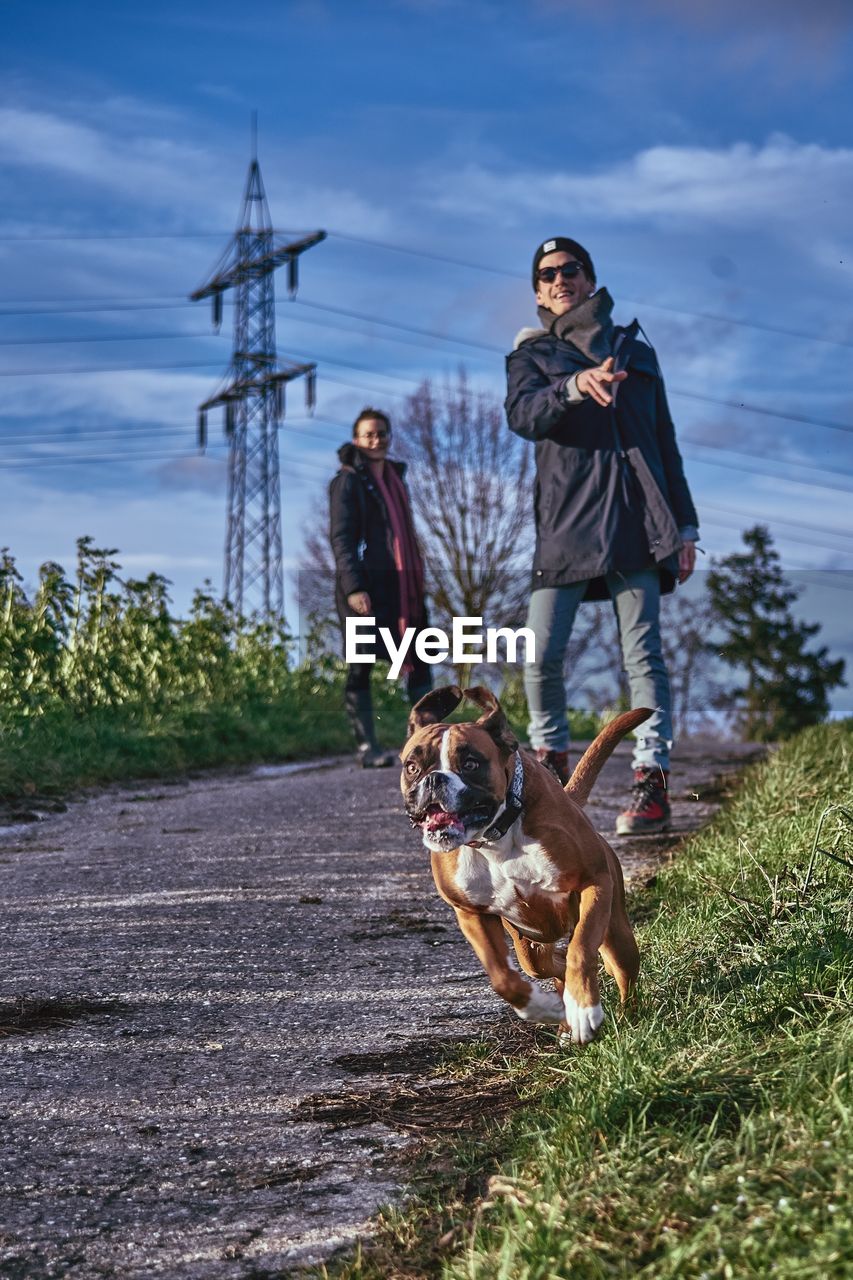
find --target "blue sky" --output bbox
[2,0,852,710]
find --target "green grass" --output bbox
[325,721,853,1279]
[0,539,603,800]
[0,668,598,803]
[0,677,413,800]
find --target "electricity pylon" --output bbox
[191,139,325,618]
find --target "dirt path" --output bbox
[0,739,761,1277]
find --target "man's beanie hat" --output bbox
[532,237,595,288]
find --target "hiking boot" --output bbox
[357,744,396,769]
[535,747,570,787]
[344,690,395,769]
[616,768,671,835]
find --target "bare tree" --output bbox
[395,371,533,630]
[292,387,724,734]
[292,526,338,663]
[294,370,535,682]
[660,588,725,737]
[563,604,627,713]
[556,588,726,737]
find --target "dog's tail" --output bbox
[564,708,654,806]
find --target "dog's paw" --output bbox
[561,995,604,1044]
[513,982,564,1025]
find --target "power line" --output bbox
[2,225,851,351]
[297,300,853,435]
[795,571,853,596]
[9,444,853,575]
[0,381,848,501]
[0,358,225,378]
[0,329,218,348]
[0,298,186,317]
[0,416,842,502]
[292,298,499,354]
[303,371,409,400]
[6,413,853,553]
[324,230,853,351]
[4,429,853,569]
[681,446,853,496]
[0,230,233,243]
[0,414,366,452]
[2,305,850,444]
[679,439,853,488]
[9,292,851,439]
[0,425,189,446]
[0,446,336,486]
[299,296,853,434]
[700,501,853,549]
[758,564,853,595]
[672,389,853,438]
[0,447,211,470]
[0,418,335,447]
[1,324,851,499]
[698,512,853,561]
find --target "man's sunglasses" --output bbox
[536,262,584,283]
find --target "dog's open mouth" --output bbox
[414,803,496,841]
[421,804,465,834]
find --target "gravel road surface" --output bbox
[0,739,760,1277]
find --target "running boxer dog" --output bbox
[401,686,649,1043]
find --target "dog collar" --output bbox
[482,751,524,841]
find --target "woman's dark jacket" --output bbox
[328,443,426,631]
[505,321,698,599]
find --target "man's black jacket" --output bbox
[505,323,698,598]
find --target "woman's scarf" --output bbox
[369,461,425,656]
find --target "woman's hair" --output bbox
[352,406,392,436]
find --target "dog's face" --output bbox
[401,686,519,853]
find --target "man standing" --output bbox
[329,408,432,766]
[505,238,699,833]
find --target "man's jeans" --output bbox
[523,569,673,770]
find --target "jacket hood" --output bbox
[336,441,406,477]
[512,325,548,351]
[511,321,659,374]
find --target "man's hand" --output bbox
[347,591,372,615]
[576,355,628,407]
[678,540,696,584]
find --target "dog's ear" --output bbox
[406,685,463,739]
[463,686,518,755]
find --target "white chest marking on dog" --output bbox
[454,832,563,933]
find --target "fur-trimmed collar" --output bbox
[512,325,548,351]
[511,319,655,373]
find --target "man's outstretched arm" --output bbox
[505,350,626,439]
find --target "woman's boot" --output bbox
[344,689,395,768]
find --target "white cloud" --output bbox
[537,0,853,70]
[0,102,395,239]
[155,454,226,493]
[0,472,224,605]
[428,136,853,243]
[0,369,215,426]
[0,106,225,220]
